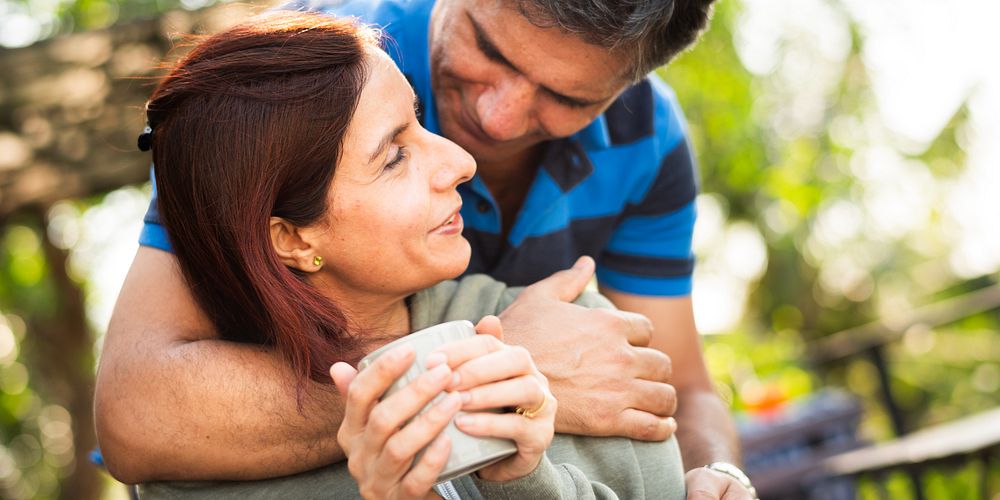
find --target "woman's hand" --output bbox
[428,315,557,483]
[331,346,460,499]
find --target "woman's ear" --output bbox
[269,217,322,272]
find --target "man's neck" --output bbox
[477,145,542,188]
[476,144,544,238]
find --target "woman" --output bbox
[135,11,685,499]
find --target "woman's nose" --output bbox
[431,136,477,190]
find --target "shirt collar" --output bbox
[540,138,595,193]
[574,114,612,150]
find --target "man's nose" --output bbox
[475,76,534,142]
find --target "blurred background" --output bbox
[0,0,997,498]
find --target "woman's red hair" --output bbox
[146,12,379,393]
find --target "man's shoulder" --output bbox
[282,0,434,83]
[576,75,694,203]
[287,0,433,31]
[599,75,686,152]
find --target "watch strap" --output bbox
[704,462,758,499]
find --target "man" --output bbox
[95,0,754,498]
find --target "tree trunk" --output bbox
[0,3,266,218]
[14,206,100,499]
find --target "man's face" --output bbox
[428,0,631,165]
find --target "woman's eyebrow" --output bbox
[367,122,410,165]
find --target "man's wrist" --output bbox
[704,462,758,499]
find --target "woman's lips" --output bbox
[432,211,464,235]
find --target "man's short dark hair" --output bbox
[516,0,716,81]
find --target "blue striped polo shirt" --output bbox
[140,0,698,297]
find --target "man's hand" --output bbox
[498,256,677,441]
[684,468,755,500]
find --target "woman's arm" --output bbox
[430,268,685,499]
[436,336,685,500]
[330,315,555,499]
[470,455,620,499]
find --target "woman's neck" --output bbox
[312,277,413,343]
[344,295,411,338]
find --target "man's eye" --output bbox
[551,93,590,109]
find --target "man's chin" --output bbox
[441,122,493,157]
[457,136,533,166]
[441,114,507,155]
[440,116,542,165]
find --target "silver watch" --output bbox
[704,462,758,499]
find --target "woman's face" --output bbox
[307,49,477,301]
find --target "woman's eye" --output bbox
[385,146,408,171]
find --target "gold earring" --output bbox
[313,256,323,268]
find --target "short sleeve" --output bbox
[139,167,174,252]
[596,80,698,297]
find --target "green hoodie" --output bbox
[141,274,686,499]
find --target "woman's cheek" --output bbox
[380,193,429,244]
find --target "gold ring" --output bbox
[515,396,547,419]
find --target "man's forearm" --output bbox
[97,247,346,483]
[597,291,742,468]
[95,337,345,483]
[674,388,740,469]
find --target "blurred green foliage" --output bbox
[663,0,999,419]
[0,0,219,45]
[662,1,999,497]
[1,0,998,498]
[1,219,63,499]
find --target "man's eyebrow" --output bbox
[368,122,410,165]
[466,13,607,108]
[469,13,515,70]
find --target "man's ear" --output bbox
[269,217,321,272]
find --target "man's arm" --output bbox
[94,246,345,483]
[599,289,752,499]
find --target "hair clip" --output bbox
[137,125,153,152]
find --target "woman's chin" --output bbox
[429,238,472,283]
[397,239,472,291]
[442,240,472,279]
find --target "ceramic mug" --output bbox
[358,320,517,483]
